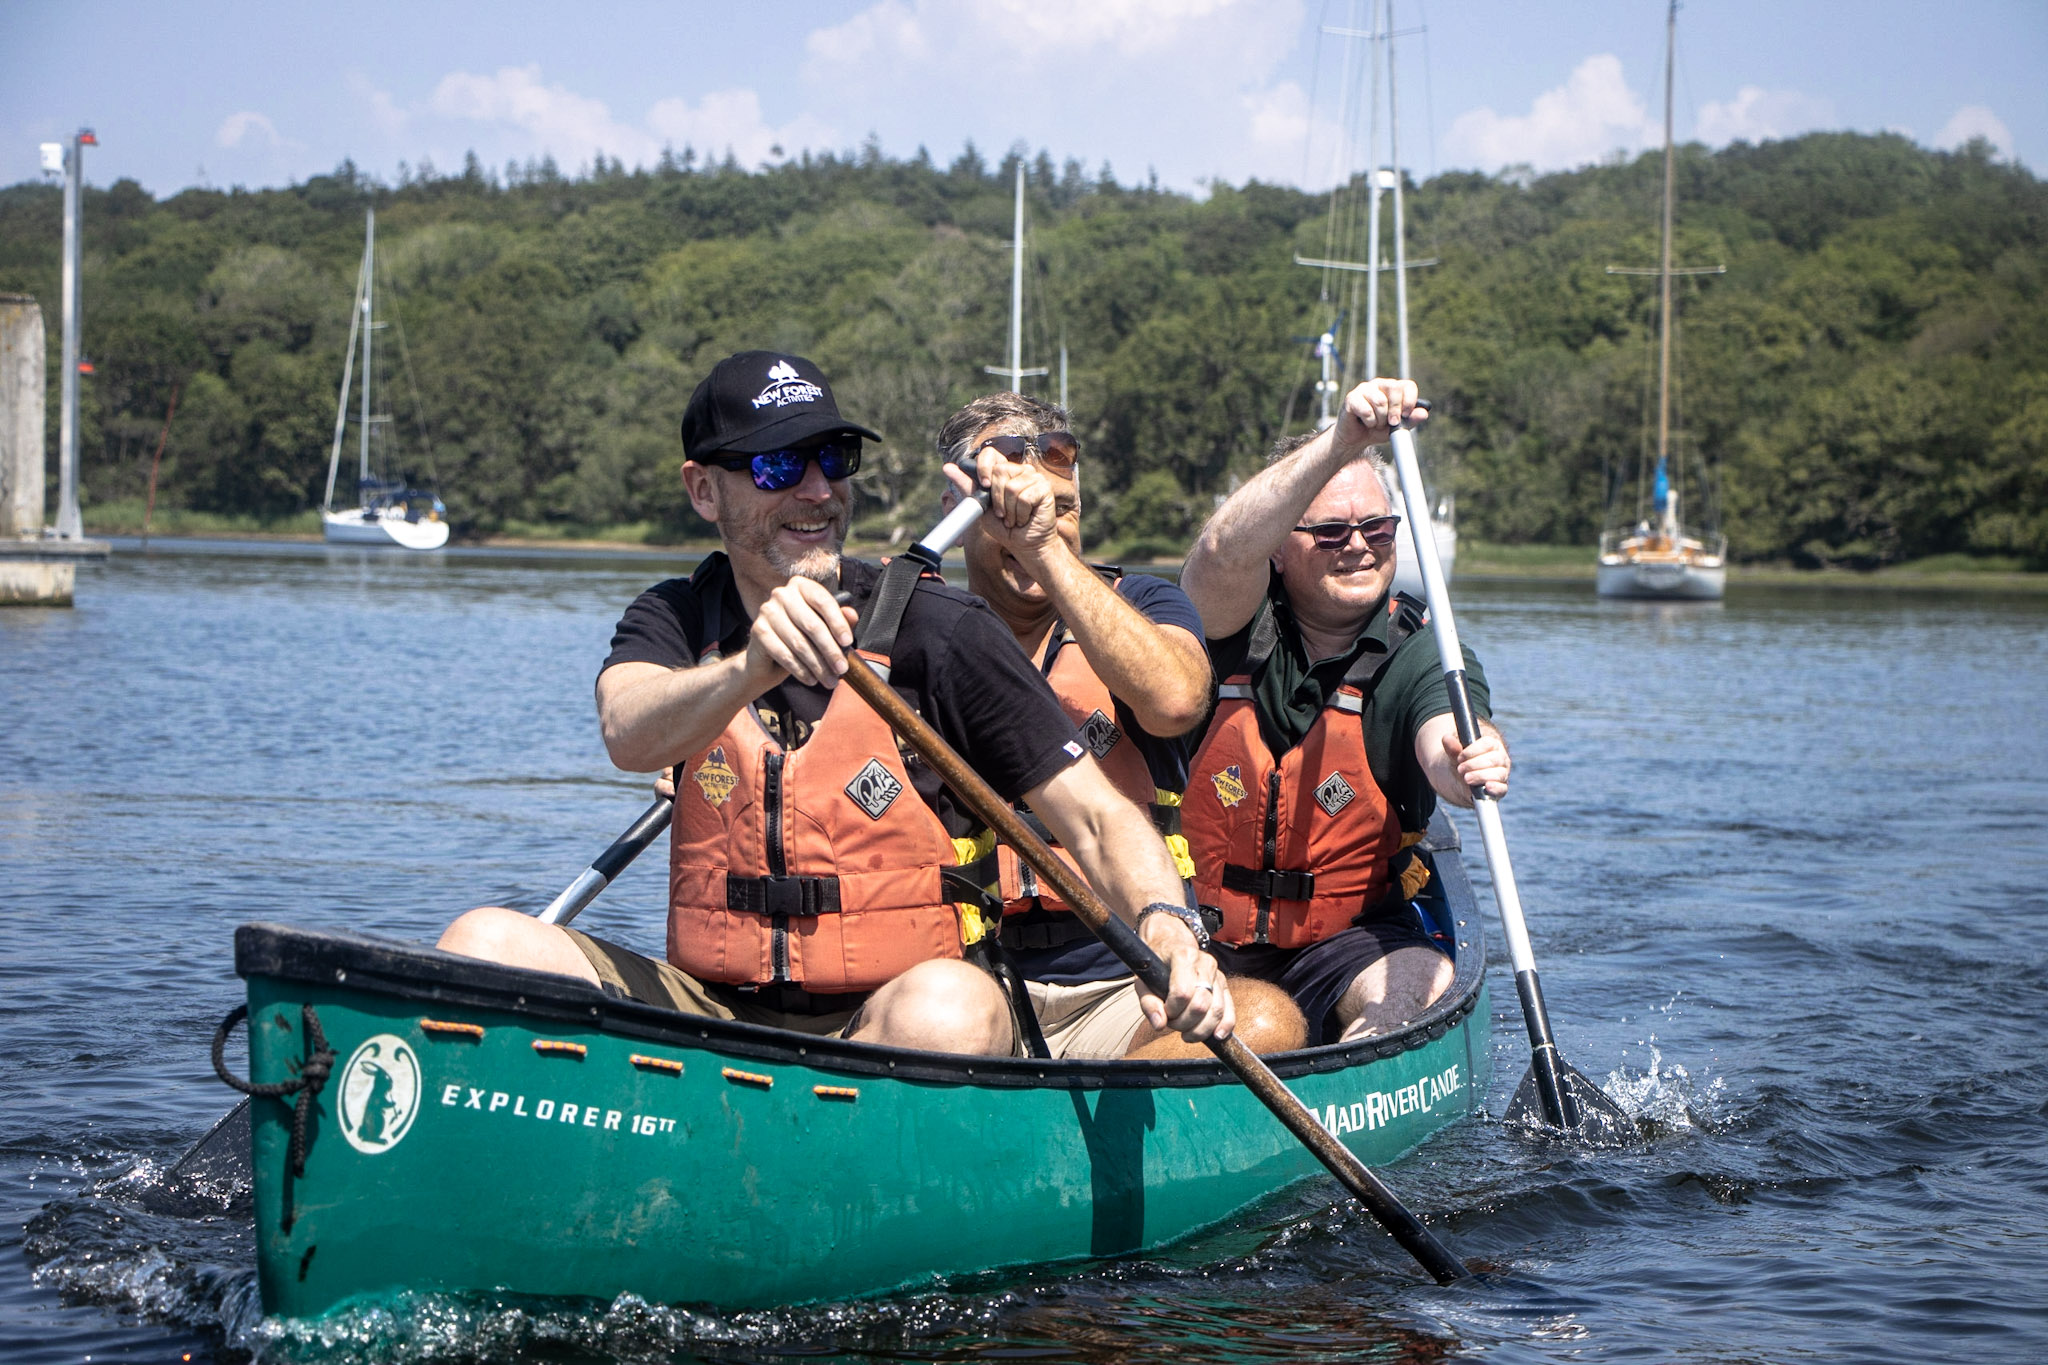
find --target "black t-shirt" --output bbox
[601,554,1085,835]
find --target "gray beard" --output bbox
[770,541,843,586]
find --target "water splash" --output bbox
[1600,1045,1727,1136]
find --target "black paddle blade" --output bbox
[1506,1062,1642,1148]
[142,1099,254,1215]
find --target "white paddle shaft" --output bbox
[1387,425,1540,979]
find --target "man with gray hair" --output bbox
[1178,378,1511,1044]
[940,390,1307,1058]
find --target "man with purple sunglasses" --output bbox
[440,352,1233,1058]
[1177,378,1511,1046]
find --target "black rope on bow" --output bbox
[212,1001,336,1229]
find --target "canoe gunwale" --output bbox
[235,920,1484,1089]
[234,817,1485,1091]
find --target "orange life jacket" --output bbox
[989,623,1166,918]
[1183,594,1421,948]
[666,558,964,994]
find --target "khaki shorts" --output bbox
[562,927,864,1038]
[1025,975,1148,1060]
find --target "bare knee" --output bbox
[1337,946,1454,1041]
[1125,976,1306,1059]
[853,959,1013,1055]
[1229,978,1308,1054]
[437,906,598,985]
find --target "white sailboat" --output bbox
[1596,0,1724,600]
[1295,0,1455,601]
[321,209,449,550]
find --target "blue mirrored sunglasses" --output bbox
[705,439,862,491]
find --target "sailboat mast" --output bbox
[1363,0,1385,381]
[1008,165,1025,392]
[1387,0,1411,381]
[322,242,369,513]
[1657,0,1676,472]
[359,208,375,491]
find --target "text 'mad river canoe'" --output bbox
[222,816,1489,1319]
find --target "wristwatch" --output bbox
[1137,901,1210,949]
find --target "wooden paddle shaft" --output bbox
[836,656,1472,1285]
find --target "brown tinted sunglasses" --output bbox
[975,430,1079,474]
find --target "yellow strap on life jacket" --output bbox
[951,830,1000,945]
[1163,833,1197,882]
[1150,790,1196,880]
[1396,829,1433,902]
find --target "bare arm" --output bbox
[1026,758,1233,1042]
[953,459,1211,737]
[1413,714,1510,808]
[1033,553,1211,737]
[596,577,858,773]
[1180,379,1423,638]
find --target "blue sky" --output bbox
[4,0,2042,198]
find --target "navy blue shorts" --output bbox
[1210,907,1445,1046]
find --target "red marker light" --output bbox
[77,362,94,374]
[79,131,98,146]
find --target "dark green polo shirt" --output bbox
[1205,572,1491,833]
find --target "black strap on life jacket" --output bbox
[725,874,842,916]
[854,552,931,662]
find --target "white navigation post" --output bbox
[7,131,109,602]
[50,129,96,541]
[983,164,1047,393]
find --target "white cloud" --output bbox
[342,65,841,175]
[808,0,1262,69]
[1695,86,1836,145]
[801,0,1306,189]
[646,90,836,168]
[1442,54,1656,173]
[1244,81,1313,164]
[431,65,659,165]
[1935,104,2013,158]
[216,111,283,149]
[348,72,410,138]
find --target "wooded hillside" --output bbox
[1,134,2040,565]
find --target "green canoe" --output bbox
[229,823,1490,1319]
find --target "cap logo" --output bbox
[753,360,824,411]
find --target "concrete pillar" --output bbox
[1,295,105,605]
[0,294,43,540]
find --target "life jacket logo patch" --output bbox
[694,748,739,807]
[845,758,904,820]
[1081,708,1122,759]
[1315,772,1357,817]
[1212,764,1247,808]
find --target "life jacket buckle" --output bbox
[1221,864,1316,901]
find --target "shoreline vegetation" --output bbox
[3,131,2043,575]
[88,507,2048,593]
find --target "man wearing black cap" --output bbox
[439,352,1232,1056]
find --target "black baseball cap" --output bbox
[679,351,881,459]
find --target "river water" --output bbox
[3,541,2045,1364]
